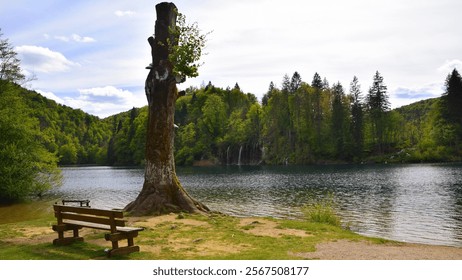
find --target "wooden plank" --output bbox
[53,204,123,218]
[62,199,90,207]
[115,226,144,232]
[52,224,82,232]
[62,220,141,232]
[62,220,112,231]
[59,212,126,227]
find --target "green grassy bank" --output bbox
[0,203,391,260]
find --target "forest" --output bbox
[2,69,462,168]
[105,69,462,166]
[2,27,462,201]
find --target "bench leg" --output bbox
[111,240,119,250]
[73,228,79,238]
[105,232,140,257]
[52,224,84,245]
[58,230,64,240]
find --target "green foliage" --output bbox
[302,195,341,227]
[3,26,462,171]
[0,82,61,202]
[0,29,25,83]
[17,87,113,165]
[366,71,390,154]
[168,12,209,80]
[350,76,364,159]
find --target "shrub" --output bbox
[302,195,341,227]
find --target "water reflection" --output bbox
[48,166,144,210]
[179,164,462,247]
[16,163,462,247]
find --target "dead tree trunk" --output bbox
[125,2,209,216]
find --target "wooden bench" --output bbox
[61,199,90,207]
[52,204,144,257]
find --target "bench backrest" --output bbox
[54,204,126,230]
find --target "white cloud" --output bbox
[33,87,146,118]
[4,0,462,115]
[62,86,145,117]
[54,33,95,43]
[389,82,444,109]
[36,89,65,104]
[15,45,79,73]
[437,59,462,74]
[78,86,133,100]
[114,10,135,17]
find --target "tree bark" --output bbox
[125,2,208,216]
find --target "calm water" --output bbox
[42,164,462,247]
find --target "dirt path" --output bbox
[296,240,462,260]
[9,214,462,259]
[133,215,462,260]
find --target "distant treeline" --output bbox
[2,69,462,167]
[108,69,462,165]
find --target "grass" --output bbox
[301,195,342,227]
[0,207,393,260]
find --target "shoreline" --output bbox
[128,214,462,260]
[1,212,462,259]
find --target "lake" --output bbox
[41,164,462,247]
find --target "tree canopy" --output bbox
[0,32,62,202]
[0,29,25,83]
[3,27,462,197]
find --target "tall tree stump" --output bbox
[125,2,208,216]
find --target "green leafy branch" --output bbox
[168,12,211,82]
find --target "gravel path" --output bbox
[296,240,462,260]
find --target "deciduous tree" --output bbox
[125,2,208,215]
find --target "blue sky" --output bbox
[1,0,461,117]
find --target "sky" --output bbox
[1,0,461,118]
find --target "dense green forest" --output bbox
[107,69,462,165]
[3,29,462,201]
[2,69,462,169]
[2,71,462,170]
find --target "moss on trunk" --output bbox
[125,2,208,216]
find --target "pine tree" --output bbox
[349,76,364,159]
[311,72,323,149]
[289,71,302,93]
[331,82,346,158]
[311,72,323,89]
[366,71,390,154]
[281,74,291,93]
[367,71,390,113]
[262,81,275,106]
[442,68,462,124]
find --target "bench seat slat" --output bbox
[59,212,126,227]
[53,204,124,218]
[63,220,143,232]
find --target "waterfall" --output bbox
[238,145,243,166]
[226,146,230,165]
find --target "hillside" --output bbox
[2,82,113,165]
[4,75,462,167]
[395,98,439,122]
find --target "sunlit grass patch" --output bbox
[302,194,341,227]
